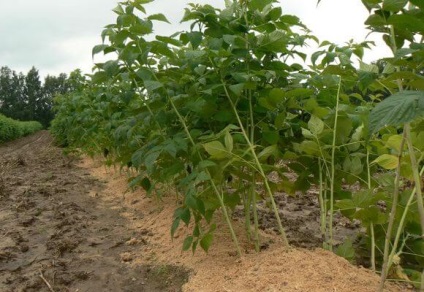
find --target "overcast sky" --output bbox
[0,0,391,79]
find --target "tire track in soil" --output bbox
[0,131,189,292]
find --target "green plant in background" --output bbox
[0,114,43,143]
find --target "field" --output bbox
[2,0,424,290]
[0,131,413,291]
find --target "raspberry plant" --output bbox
[51,0,424,289]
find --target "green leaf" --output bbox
[382,0,408,12]
[182,236,193,251]
[336,199,355,211]
[156,35,182,47]
[131,20,153,35]
[147,13,170,23]
[354,206,388,225]
[171,217,180,238]
[336,238,355,262]
[180,208,191,225]
[140,177,152,192]
[387,14,424,34]
[301,128,314,139]
[386,134,403,152]
[267,88,285,106]
[262,131,279,144]
[361,0,383,11]
[308,115,324,135]
[295,140,320,156]
[203,141,229,159]
[91,71,108,84]
[410,0,424,9]
[92,44,108,58]
[186,32,203,49]
[369,91,424,135]
[134,0,154,4]
[257,145,278,161]
[200,233,214,252]
[144,80,163,92]
[224,131,233,152]
[185,50,206,59]
[350,156,363,175]
[268,7,282,21]
[372,154,399,169]
[364,14,387,26]
[248,0,273,11]
[145,151,160,172]
[112,4,124,15]
[198,160,217,169]
[136,67,154,81]
[348,125,364,151]
[229,83,245,96]
[352,189,378,208]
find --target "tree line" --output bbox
[0,66,83,128]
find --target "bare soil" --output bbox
[0,131,188,292]
[0,131,413,291]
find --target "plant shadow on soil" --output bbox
[0,131,189,292]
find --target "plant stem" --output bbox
[251,183,260,252]
[379,126,407,292]
[243,3,260,251]
[318,159,326,244]
[243,186,251,241]
[168,97,242,256]
[370,223,376,272]
[145,63,242,256]
[404,123,424,236]
[328,77,342,251]
[221,80,289,247]
[385,164,424,290]
[366,147,376,272]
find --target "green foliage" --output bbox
[50,0,424,285]
[0,114,42,143]
[0,66,72,128]
[369,91,424,134]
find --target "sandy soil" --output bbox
[0,131,413,291]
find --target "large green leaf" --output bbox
[248,0,273,11]
[369,91,424,134]
[144,80,163,92]
[361,0,383,11]
[410,0,424,9]
[372,154,399,169]
[308,115,324,135]
[382,0,408,12]
[92,44,108,58]
[147,13,170,23]
[200,233,214,252]
[387,14,424,34]
[203,141,229,159]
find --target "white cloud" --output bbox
[283,0,392,62]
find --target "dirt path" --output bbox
[0,131,188,292]
[0,131,413,292]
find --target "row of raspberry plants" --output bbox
[51,0,424,289]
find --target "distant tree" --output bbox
[0,66,14,117]
[11,72,26,121]
[0,65,79,128]
[24,67,42,122]
[40,73,70,127]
